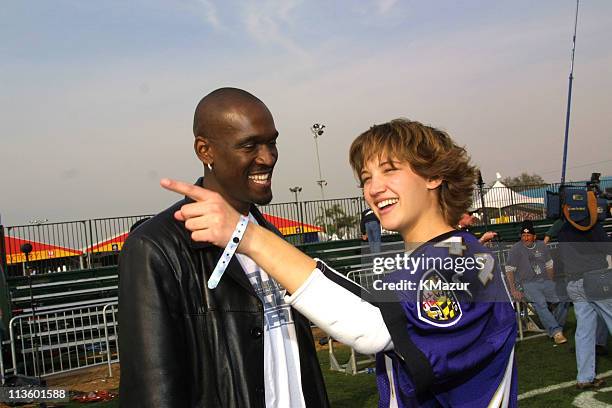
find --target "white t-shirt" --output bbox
[235,214,305,408]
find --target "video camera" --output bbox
[546,173,611,231]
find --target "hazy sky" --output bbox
[1,0,611,225]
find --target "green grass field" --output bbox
[320,335,612,407]
[56,309,612,407]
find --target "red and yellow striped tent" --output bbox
[261,214,323,236]
[3,236,82,265]
[83,232,129,254]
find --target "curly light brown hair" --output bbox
[349,118,477,227]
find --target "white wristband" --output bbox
[208,215,250,289]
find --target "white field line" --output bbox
[518,370,612,400]
[572,386,612,408]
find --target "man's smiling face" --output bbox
[198,101,278,212]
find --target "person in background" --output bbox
[559,220,612,389]
[505,220,568,344]
[544,217,608,353]
[457,211,497,244]
[360,207,382,254]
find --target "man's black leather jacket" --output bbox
[118,184,329,407]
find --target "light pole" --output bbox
[28,219,48,225]
[477,171,488,225]
[310,123,327,200]
[21,242,42,381]
[289,186,302,203]
[28,219,48,272]
[289,186,304,243]
[560,0,580,186]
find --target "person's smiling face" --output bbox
[360,155,432,237]
[202,102,279,212]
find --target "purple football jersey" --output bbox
[375,230,517,407]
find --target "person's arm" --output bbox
[163,179,328,293]
[118,236,191,407]
[505,245,523,301]
[161,180,516,394]
[237,223,314,293]
[243,228,393,353]
[504,248,523,300]
[545,219,564,243]
[285,261,392,354]
[479,231,497,244]
[161,179,392,353]
[543,244,554,280]
[241,222,395,353]
[504,268,523,301]
[546,264,554,280]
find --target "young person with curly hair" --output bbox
[163,118,518,407]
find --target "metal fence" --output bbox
[259,196,368,243]
[1,216,151,276]
[0,196,372,275]
[2,179,608,274]
[2,302,118,382]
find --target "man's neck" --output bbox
[523,241,536,249]
[201,176,251,215]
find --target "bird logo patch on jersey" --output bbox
[418,269,462,327]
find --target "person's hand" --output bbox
[479,231,498,244]
[160,178,241,248]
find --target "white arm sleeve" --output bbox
[285,268,392,355]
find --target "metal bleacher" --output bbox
[7,266,118,316]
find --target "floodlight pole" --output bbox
[477,171,488,225]
[289,186,305,243]
[311,124,327,200]
[560,0,580,186]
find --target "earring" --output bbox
[207,163,213,171]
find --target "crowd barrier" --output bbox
[1,301,118,383]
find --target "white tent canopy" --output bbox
[471,180,544,210]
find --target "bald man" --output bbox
[118,88,329,408]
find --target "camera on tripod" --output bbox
[586,173,612,200]
[546,172,610,229]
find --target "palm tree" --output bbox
[314,204,359,239]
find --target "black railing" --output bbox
[1,216,151,277]
[259,196,368,244]
[2,178,609,274]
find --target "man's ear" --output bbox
[426,177,443,190]
[194,136,213,165]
